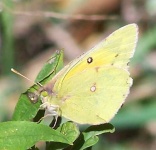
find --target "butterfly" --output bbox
[40,24,138,125]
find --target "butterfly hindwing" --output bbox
[52,66,132,124]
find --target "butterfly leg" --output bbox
[39,104,60,127]
[40,102,60,116]
[46,104,60,127]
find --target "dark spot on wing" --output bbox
[62,95,71,102]
[95,67,100,72]
[87,57,93,64]
[90,83,96,92]
[127,62,130,66]
[115,54,119,57]
[126,78,130,84]
[111,54,119,66]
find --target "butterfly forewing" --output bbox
[53,24,138,90]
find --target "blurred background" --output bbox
[0,0,156,149]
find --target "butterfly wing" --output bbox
[52,66,132,124]
[47,24,138,124]
[53,24,138,90]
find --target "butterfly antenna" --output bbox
[11,68,43,87]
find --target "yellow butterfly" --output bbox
[40,24,138,125]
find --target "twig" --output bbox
[1,2,118,21]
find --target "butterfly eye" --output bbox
[41,91,48,97]
[87,57,93,64]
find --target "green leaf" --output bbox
[80,135,99,150]
[84,123,115,135]
[0,121,71,150]
[72,123,114,150]
[57,121,80,143]
[47,121,80,149]
[12,93,41,121]
[12,51,63,121]
[35,50,63,83]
